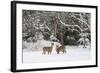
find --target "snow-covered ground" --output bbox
[23,46,91,63]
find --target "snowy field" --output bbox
[23,46,91,63]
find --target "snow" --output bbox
[59,17,82,32]
[78,37,90,45]
[59,19,69,27]
[33,32,44,40]
[79,33,89,37]
[23,40,62,51]
[70,13,90,30]
[23,46,91,63]
[50,35,59,41]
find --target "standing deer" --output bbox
[42,43,54,55]
[56,45,66,54]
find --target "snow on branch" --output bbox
[33,22,51,31]
[59,18,70,27]
[58,17,81,31]
[44,24,51,31]
[70,14,90,30]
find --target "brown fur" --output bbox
[42,43,54,55]
[56,45,66,54]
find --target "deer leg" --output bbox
[50,50,51,54]
[63,49,65,54]
[47,49,49,55]
[48,52,49,55]
[42,49,44,54]
[57,51,60,54]
[43,50,46,55]
[50,49,52,54]
[43,51,45,55]
[48,50,50,54]
[42,52,44,54]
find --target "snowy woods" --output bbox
[22,10,91,50]
[22,10,91,63]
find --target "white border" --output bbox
[16,4,96,70]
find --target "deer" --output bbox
[56,44,66,54]
[42,43,54,55]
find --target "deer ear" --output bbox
[52,43,54,45]
[56,45,58,47]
